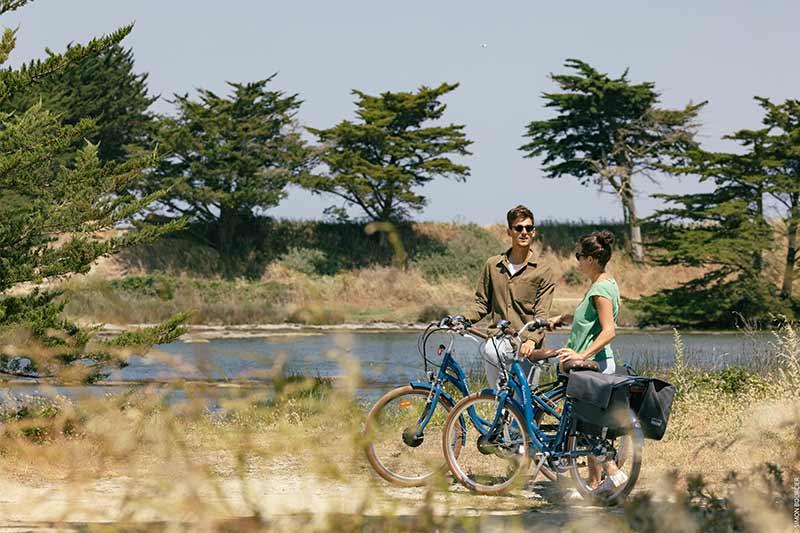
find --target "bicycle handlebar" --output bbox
[432,315,551,343]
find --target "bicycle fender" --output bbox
[478,388,525,415]
[408,381,459,407]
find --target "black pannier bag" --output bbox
[629,378,675,440]
[566,372,635,438]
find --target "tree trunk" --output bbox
[753,186,765,274]
[217,205,239,258]
[781,193,800,298]
[620,180,645,265]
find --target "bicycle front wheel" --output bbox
[443,392,531,494]
[364,385,459,487]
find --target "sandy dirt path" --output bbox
[0,461,645,531]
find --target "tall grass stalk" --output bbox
[770,322,800,397]
[670,328,691,397]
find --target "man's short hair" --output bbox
[506,205,535,227]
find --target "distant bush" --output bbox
[177,219,448,277]
[110,276,176,300]
[125,219,640,279]
[278,247,330,276]
[287,306,345,325]
[692,366,769,395]
[561,266,583,286]
[536,219,628,256]
[415,224,504,282]
[416,304,449,323]
[67,277,291,325]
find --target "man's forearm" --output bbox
[521,328,545,347]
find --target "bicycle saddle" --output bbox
[562,359,600,373]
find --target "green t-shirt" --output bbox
[565,278,619,361]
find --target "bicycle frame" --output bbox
[407,328,528,442]
[475,319,618,462]
[484,358,622,462]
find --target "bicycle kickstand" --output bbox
[530,451,550,482]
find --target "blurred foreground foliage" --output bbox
[0,326,796,530]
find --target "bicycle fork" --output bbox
[402,381,442,447]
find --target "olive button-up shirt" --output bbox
[464,250,555,346]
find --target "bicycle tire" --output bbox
[442,392,531,494]
[364,385,460,487]
[566,408,644,505]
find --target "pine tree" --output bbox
[635,98,800,327]
[301,83,472,222]
[146,77,311,257]
[520,59,705,264]
[0,1,186,382]
[737,98,800,298]
[633,123,788,327]
[5,43,155,164]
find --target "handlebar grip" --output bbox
[530,318,550,331]
[466,327,488,340]
[500,325,517,337]
[452,315,470,326]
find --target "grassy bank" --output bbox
[61,220,706,327]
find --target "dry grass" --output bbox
[0,329,798,530]
[59,231,707,327]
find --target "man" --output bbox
[463,205,555,387]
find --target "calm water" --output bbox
[2,330,780,402]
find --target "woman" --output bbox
[556,230,619,375]
[554,230,626,495]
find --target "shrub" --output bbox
[561,266,583,286]
[278,247,330,276]
[692,367,769,396]
[110,276,176,301]
[415,224,504,282]
[0,394,80,442]
[287,306,345,325]
[417,304,449,324]
[536,219,627,256]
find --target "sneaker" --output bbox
[593,470,629,496]
[562,487,584,501]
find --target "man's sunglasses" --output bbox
[512,224,535,233]
[575,252,585,260]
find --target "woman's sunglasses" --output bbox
[512,224,535,233]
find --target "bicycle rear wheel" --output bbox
[443,392,531,494]
[566,409,644,505]
[364,385,459,487]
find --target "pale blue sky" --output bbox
[5,1,799,224]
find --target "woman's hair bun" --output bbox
[598,230,615,247]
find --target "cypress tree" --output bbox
[634,114,792,327]
[301,83,472,223]
[520,59,705,264]
[5,43,155,164]
[146,77,311,258]
[0,1,186,382]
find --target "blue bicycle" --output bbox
[363,316,556,486]
[442,320,644,503]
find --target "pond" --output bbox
[2,329,782,403]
